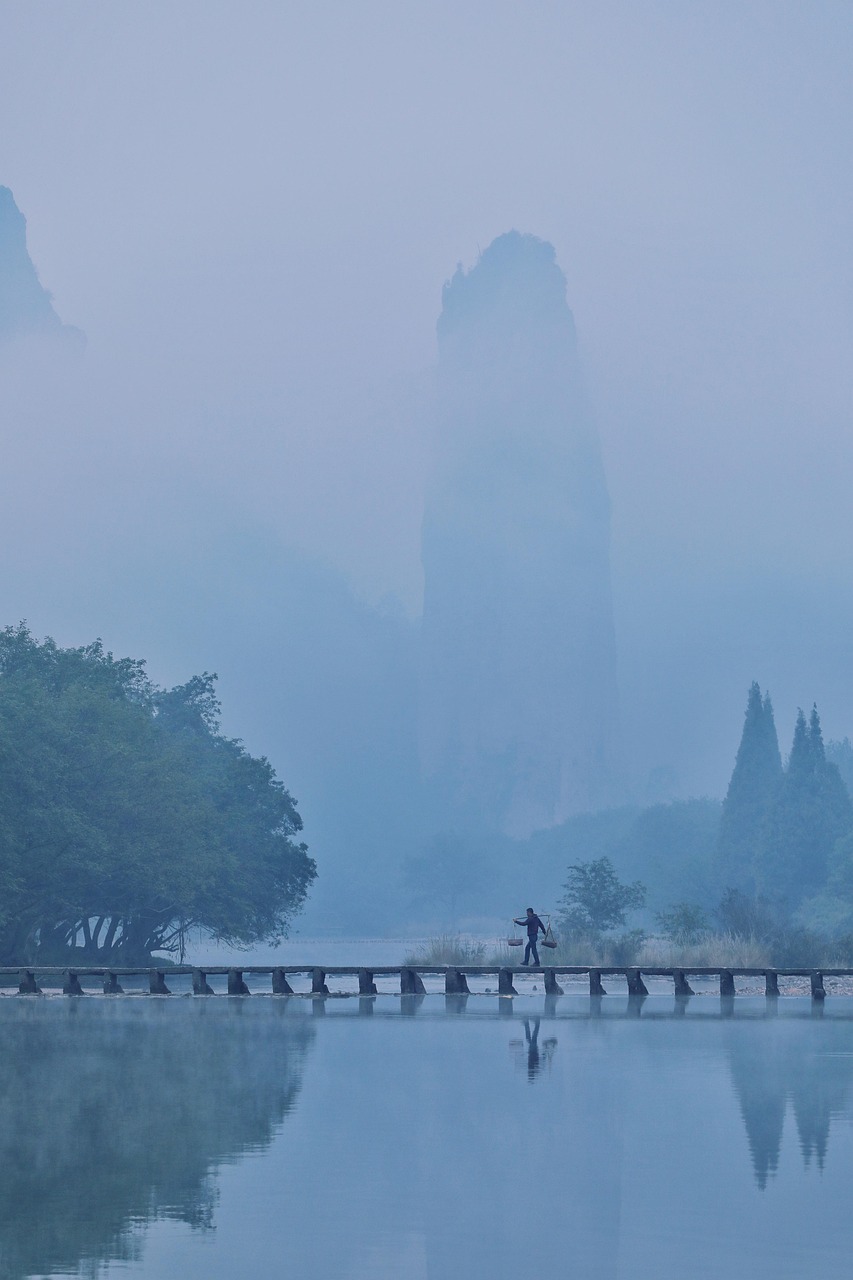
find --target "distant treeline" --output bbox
[404,684,853,950]
[0,625,315,965]
[716,683,853,937]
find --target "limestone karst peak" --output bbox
[420,232,623,836]
[0,186,83,347]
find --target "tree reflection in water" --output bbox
[0,998,314,1280]
[3,992,853,1280]
[725,1013,853,1188]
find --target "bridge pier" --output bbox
[18,970,41,994]
[445,993,469,1013]
[498,968,518,996]
[228,969,250,995]
[811,970,826,1001]
[765,969,780,997]
[193,969,214,995]
[63,971,84,996]
[544,968,563,996]
[149,970,171,995]
[673,969,694,997]
[312,968,330,996]
[627,968,649,996]
[400,967,426,995]
[358,968,378,995]
[720,970,736,997]
[445,968,470,994]
[589,969,606,996]
[272,967,294,994]
[103,971,123,994]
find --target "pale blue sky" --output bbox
[1,3,851,789]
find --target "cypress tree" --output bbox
[717,683,783,894]
[826,738,853,799]
[763,705,853,905]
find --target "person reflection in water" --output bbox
[525,1018,541,1080]
[514,907,546,965]
[520,1018,558,1081]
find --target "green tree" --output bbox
[557,856,646,941]
[0,625,316,963]
[717,683,782,894]
[655,902,709,946]
[827,738,853,800]
[715,887,777,940]
[761,706,853,906]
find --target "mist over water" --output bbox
[5,995,853,1280]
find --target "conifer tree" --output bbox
[717,683,782,893]
[826,738,853,800]
[763,705,853,905]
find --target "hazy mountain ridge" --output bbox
[0,186,83,347]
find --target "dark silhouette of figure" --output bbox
[511,1018,557,1081]
[514,907,546,966]
[524,1018,541,1080]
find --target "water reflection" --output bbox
[508,1017,558,1080]
[0,999,314,1280]
[5,995,853,1279]
[726,1015,853,1188]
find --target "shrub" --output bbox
[655,902,710,947]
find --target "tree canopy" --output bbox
[557,856,646,941]
[0,624,315,964]
[762,706,852,904]
[715,687,853,931]
[717,682,782,895]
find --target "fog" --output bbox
[1,5,852,929]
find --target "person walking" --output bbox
[514,907,547,966]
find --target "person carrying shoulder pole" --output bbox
[514,907,547,966]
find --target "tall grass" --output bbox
[637,932,770,968]
[403,935,487,966]
[405,930,853,970]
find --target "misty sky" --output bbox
[1,3,852,798]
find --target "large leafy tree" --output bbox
[0,625,315,963]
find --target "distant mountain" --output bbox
[0,186,82,346]
[420,231,624,837]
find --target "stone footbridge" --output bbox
[0,964,844,999]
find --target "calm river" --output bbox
[3,993,853,1278]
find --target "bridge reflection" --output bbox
[1,991,851,1280]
